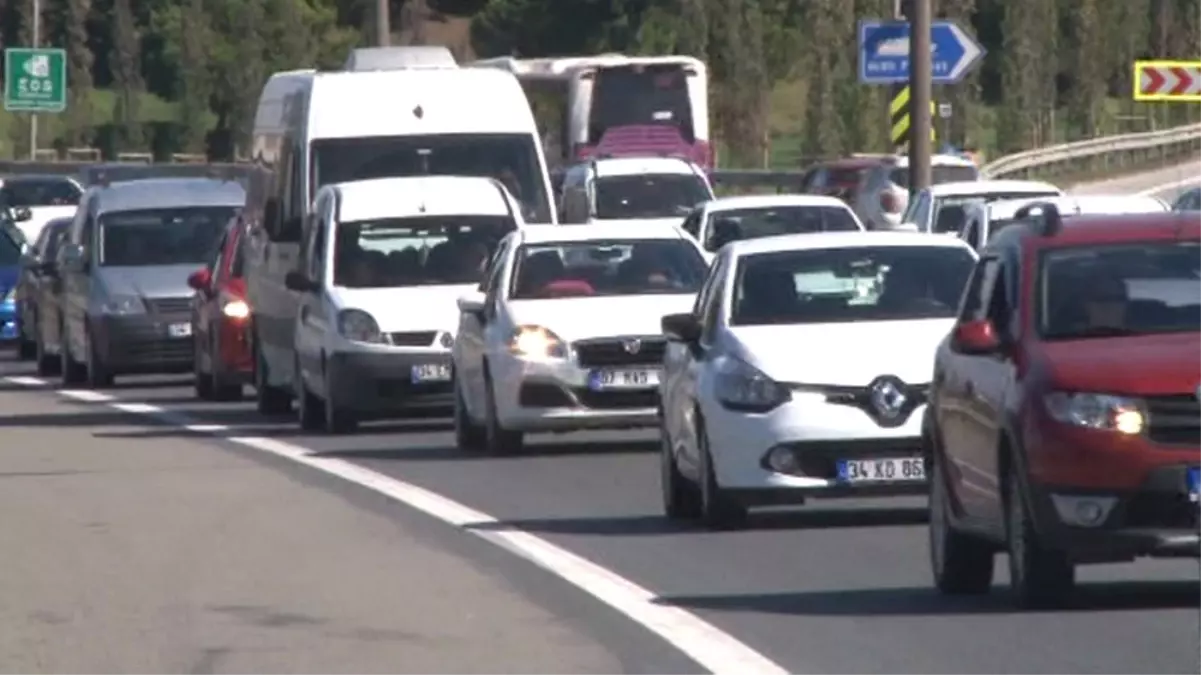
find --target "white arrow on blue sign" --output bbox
[858,19,986,85]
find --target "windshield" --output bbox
[589,64,694,144]
[890,165,979,189]
[594,174,710,219]
[0,227,20,266]
[334,215,515,289]
[311,134,551,223]
[39,220,71,260]
[99,207,235,267]
[1038,241,1200,340]
[0,177,81,207]
[705,206,860,251]
[731,245,976,326]
[932,192,1059,233]
[510,238,707,299]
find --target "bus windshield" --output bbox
[588,64,694,144]
[311,133,552,224]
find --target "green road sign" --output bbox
[4,48,67,113]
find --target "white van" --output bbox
[244,52,557,415]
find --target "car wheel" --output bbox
[253,335,291,415]
[60,320,85,385]
[1006,462,1074,609]
[209,335,242,402]
[17,317,36,359]
[84,324,114,388]
[323,367,358,434]
[482,370,523,455]
[660,416,701,520]
[295,360,324,432]
[453,374,485,451]
[697,420,746,530]
[35,329,59,376]
[928,449,995,595]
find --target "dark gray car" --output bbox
[57,177,245,387]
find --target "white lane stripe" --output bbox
[0,375,790,675]
[1137,174,1201,197]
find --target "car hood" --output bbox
[730,319,955,386]
[98,264,196,298]
[1041,333,1201,396]
[16,206,76,242]
[508,294,696,341]
[331,284,474,334]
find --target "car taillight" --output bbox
[880,191,902,213]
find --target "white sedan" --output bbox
[658,231,979,528]
[452,221,710,455]
[680,194,864,256]
[900,179,1062,234]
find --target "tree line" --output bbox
[0,0,1197,165]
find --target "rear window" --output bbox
[0,177,81,207]
[705,205,861,251]
[889,165,979,189]
[590,64,695,144]
[828,168,867,185]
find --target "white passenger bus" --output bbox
[243,48,556,414]
[469,54,712,170]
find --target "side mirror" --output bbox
[951,319,1001,355]
[187,268,213,293]
[13,207,32,222]
[661,312,701,343]
[284,270,317,293]
[457,291,486,320]
[59,243,84,271]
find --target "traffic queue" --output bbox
[1,49,1198,612]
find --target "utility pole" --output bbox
[29,0,39,160]
[908,0,932,192]
[375,0,390,46]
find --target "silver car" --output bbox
[57,177,244,387]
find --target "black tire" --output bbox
[697,420,747,529]
[17,331,36,360]
[34,329,59,376]
[209,336,242,401]
[295,364,324,432]
[1006,462,1075,609]
[453,376,485,451]
[482,371,523,455]
[84,325,114,388]
[252,336,291,415]
[660,418,701,520]
[928,449,995,595]
[194,341,214,400]
[59,321,86,385]
[323,366,358,434]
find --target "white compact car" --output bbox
[901,179,1062,234]
[287,175,525,433]
[959,194,1170,251]
[853,154,979,230]
[657,231,979,528]
[452,220,710,455]
[558,156,714,226]
[680,194,864,256]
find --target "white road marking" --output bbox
[0,374,790,675]
[1137,175,1201,197]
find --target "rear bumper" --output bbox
[92,314,193,373]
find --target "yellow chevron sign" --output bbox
[890,85,937,148]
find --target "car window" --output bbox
[0,177,82,207]
[730,245,976,326]
[593,174,711,219]
[98,207,235,267]
[703,205,861,251]
[509,238,708,299]
[889,165,980,189]
[43,222,70,261]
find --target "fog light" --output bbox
[766,446,799,474]
[1051,494,1117,527]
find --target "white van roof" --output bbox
[332,176,514,222]
[342,46,457,71]
[307,68,536,139]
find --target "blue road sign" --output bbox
[858,20,986,85]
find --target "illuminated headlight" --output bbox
[509,325,567,359]
[100,295,146,315]
[337,308,384,343]
[1044,391,1145,435]
[713,355,791,413]
[221,299,250,319]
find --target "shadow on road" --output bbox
[653,579,1201,616]
[313,438,659,463]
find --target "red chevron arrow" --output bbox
[1141,66,1166,95]
[1169,66,1194,95]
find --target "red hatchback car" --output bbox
[186,216,252,400]
[925,205,1200,608]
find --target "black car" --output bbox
[15,216,73,365]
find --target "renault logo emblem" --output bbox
[869,375,908,419]
[622,338,642,354]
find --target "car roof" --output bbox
[330,176,512,221]
[704,194,853,211]
[1013,211,1201,249]
[986,194,1168,219]
[90,177,245,212]
[589,156,700,177]
[727,231,974,257]
[928,180,1060,197]
[517,221,688,244]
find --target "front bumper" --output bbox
[92,313,193,373]
[326,349,454,416]
[706,391,929,503]
[491,353,660,432]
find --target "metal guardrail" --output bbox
[980,122,1201,181]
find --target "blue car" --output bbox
[1,222,22,344]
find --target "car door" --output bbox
[38,225,68,348]
[663,250,719,449]
[670,253,728,478]
[62,200,96,358]
[294,195,331,392]
[193,231,227,370]
[457,238,512,416]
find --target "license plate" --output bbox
[588,368,660,390]
[837,457,926,483]
[167,322,191,338]
[1188,468,1199,504]
[411,363,451,383]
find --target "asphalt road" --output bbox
[2,161,1199,674]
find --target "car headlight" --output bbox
[100,294,146,315]
[509,325,567,359]
[221,299,250,319]
[1044,391,1145,435]
[2,286,14,303]
[337,308,384,343]
[712,355,791,413]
